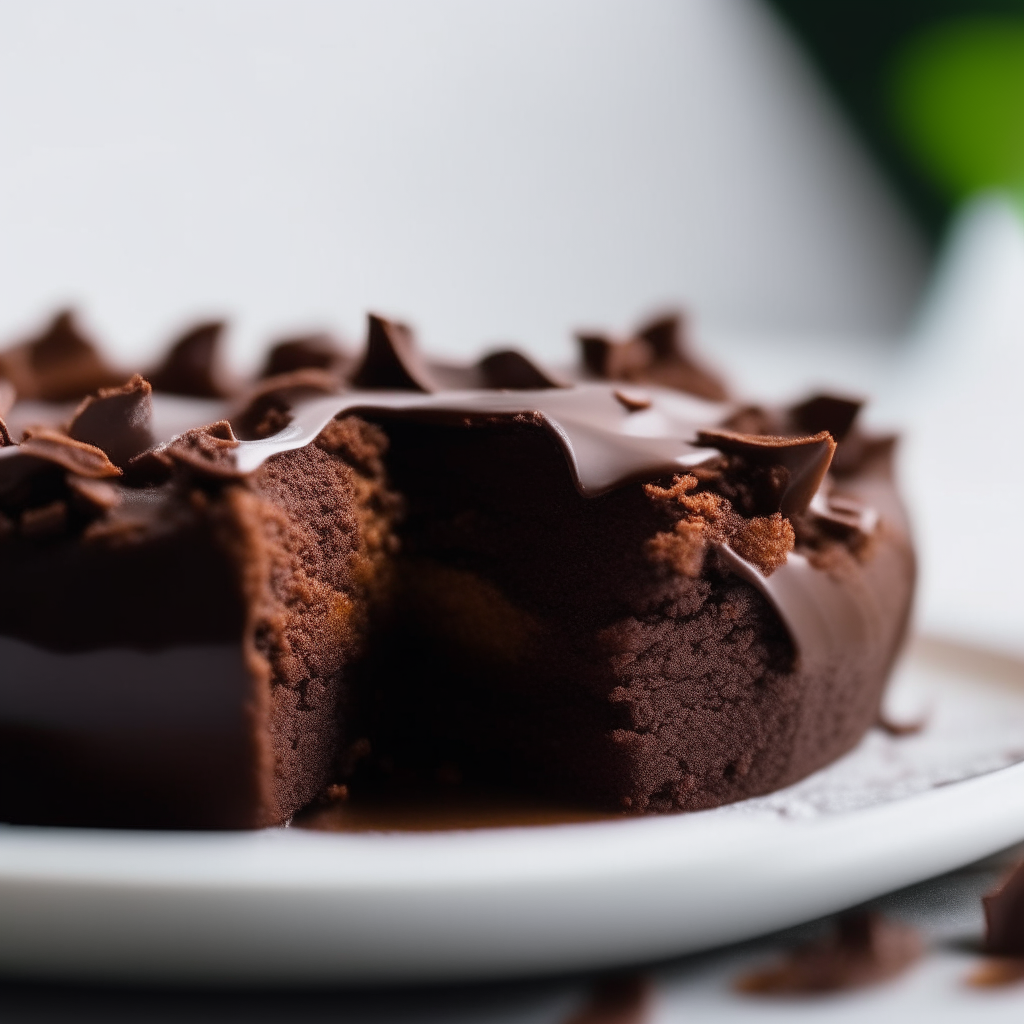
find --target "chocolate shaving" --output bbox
[0,418,12,447]
[0,309,125,402]
[984,859,1024,955]
[259,333,350,379]
[577,313,728,402]
[350,314,437,392]
[789,394,863,443]
[478,350,567,390]
[67,374,155,469]
[18,428,122,479]
[695,429,837,517]
[149,321,229,398]
[736,912,922,995]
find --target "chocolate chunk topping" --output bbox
[0,418,12,447]
[577,313,728,401]
[350,314,437,392]
[149,321,228,398]
[736,913,922,994]
[789,394,863,442]
[17,428,122,479]
[695,429,836,517]
[984,859,1024,955]
[260,333,349,378]
[67,374,155,469]
[0,310,125,402]
[477,350,566,390]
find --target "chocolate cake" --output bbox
[0,309,915,827]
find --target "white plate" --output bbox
[1,636,1024,986]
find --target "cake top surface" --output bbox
[0,307,909,674]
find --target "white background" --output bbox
[0,0,924,369]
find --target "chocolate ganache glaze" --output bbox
[215,317,905,680]
[0,309,913,825]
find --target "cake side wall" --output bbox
[357,415,913,814]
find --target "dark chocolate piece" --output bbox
[478,350,566,390]
[577,312,728,401]
[736,913,922,994]
[694,428,837,517]
[350,314,437,391]
[67,374,155,469]
[0,310,125,402]
[259,333,349,379]
[984,860,1024,955]
[149,321,228,398]
[789,394,863,442]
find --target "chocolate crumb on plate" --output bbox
[563,973,651,1024]
[735,912,922,995]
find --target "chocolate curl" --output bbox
[67,374,155,469]
[260,333,350,379]
[0,309,125,402]
[17,428,122,479]
[149,321,229,397]
[576,312,728,402]
[695,428,837,517]
[984,860,1024,955]
[477,350,567,390]
[350,314,438,391]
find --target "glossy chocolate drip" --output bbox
[4,312,908,697]
[149,321,229,398]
